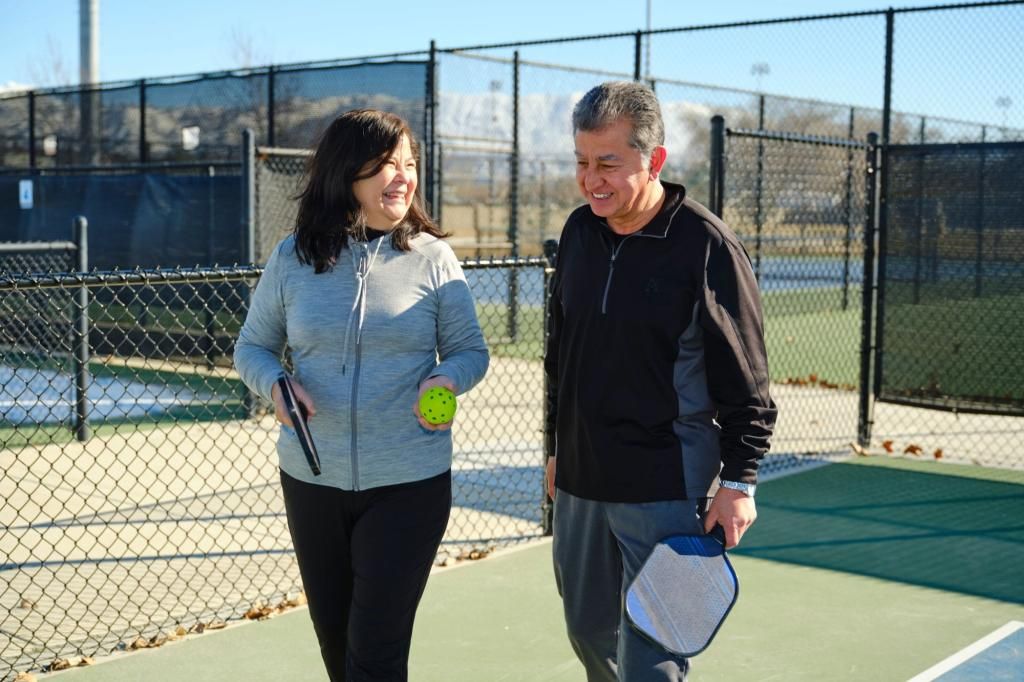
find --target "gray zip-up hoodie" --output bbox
[234,232,489,491]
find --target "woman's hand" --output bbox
[413,375,457,431]
[270,378,317,427]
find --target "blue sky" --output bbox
[1,0,1021,127]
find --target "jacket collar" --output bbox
[593,181,687,239]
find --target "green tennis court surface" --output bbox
[40,457,1024,681]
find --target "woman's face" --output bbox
[352,134,418,230]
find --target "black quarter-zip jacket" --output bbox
[544,182,778,503]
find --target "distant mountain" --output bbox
[439,91,712,166]
[0,82,33,96]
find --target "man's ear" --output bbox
[648,146,667,179]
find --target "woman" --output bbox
[234,109,489,681]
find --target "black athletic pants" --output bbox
[280,469,452,682]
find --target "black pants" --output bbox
[280,469,452,682]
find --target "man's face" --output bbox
[574,117,663,228]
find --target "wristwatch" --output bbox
[719,479,756,498]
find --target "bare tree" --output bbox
[27,35,74,88]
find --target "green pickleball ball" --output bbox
[419,386,457,425]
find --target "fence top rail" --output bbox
[437,1,1021,53]
[256,146,312,158]
[0,241,77,254]
[0,161,243,175]
[460,255,550,269]
[727,127,871,149]
[0,54,432,101]
[0,256,551,291]
[887,140,1024,153]
[0,265,262,292]
[3,1,1017,103]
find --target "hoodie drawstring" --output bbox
[341,237,385,375]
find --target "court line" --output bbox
[906,620,1024,682]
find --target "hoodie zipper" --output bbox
[349,338,363,490]
[344,238,384,491]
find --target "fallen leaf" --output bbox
[48,659,71,671]
[933,449,943,460]
[849,442,869,457]
[78,657,95,667]
[244,602,275,621]
[14,673,36,682]
[881,440,894,453]
[904,444,923,456]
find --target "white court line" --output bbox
[906,620,1024,682]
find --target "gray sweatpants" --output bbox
[552,490,705,682]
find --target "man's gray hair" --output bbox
[572,81,665,160]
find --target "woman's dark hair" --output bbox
[293,109,445,273]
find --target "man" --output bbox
[544,81,777,681]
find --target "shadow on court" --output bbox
[737,457,1024,604]
[36,458,1024,681]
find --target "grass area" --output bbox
[91,299,243,336]
[0,401,247,450]
[879,283,1024,404]
[1,352,249,450]
[477,302,545,361]
[476,289,867,384]
[764,300,862,387]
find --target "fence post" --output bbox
[267,65,276,147]
[427,40,439,220]
[709,115,726,218]
[139,79,148,163]
[28,90,37,168]
[73,216,91,442]
[633,31,642,81]
[882,9,894,147]
[241,129,258,418]
[858,134,879,447]
[541,238,558,535]
[507,51,520,342]
[841,107,856,311]
[241,129,256,265]
[754,95,765,281]
[974,126,987,298]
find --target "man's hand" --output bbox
[703,487,757,549]
[270,379,316,427]
[413,375,457,431]
[545,456,556,500]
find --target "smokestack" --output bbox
[79,0,99,85]
[79,0,100,164]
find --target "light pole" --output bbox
[751,62,770,93]
[995,96,1012,135]
[645,0,652,81]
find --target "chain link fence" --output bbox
[0,254,547,680]
[0,58,429,168]
[716,121,1023,472]
[718,125,869,476]
[251,147,306,266]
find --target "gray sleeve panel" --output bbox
[233,240,289,403]
[674,301,723,498]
